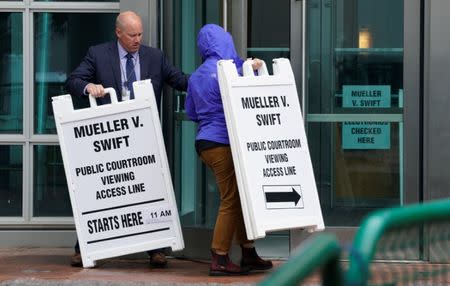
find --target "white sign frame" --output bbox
[52,80,183,267]
[218,58,324,240]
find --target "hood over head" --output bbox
[197,24,241,62]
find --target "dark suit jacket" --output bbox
[65,41,188,108]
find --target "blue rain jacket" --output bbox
[185,24,243,144]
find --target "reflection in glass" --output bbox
[0,145,22,216]
[248,0,290,48]
[175,120,201,226]
[247,0,290,73]
[34,12,117,135]
[308,121,401,225]
[174,118,219,228]
[307,0,404,226]
[173,0,223,229]
[0,13,23,134]
[33,145,71,217]
[358,26,372,49]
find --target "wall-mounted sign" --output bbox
[342,121,390,149]
[343,85,391,108]
[218,59,324,240]
[52,81,183,267]
[342,85,391,149]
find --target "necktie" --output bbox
[126,53,136,99]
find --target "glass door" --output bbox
[169,0,224,259]
[246,0,291,259]
[307,0,404,224]
[170,0,293,259]
[303,0,421,258]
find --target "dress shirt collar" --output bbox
[117,41,139,60]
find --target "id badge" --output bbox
[121,87,130,101]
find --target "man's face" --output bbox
[116,19,143,53]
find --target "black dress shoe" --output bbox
[241,247,273,271]
[150,251,168,268]
[70,252,82,267]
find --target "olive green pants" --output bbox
[200,146,252,252]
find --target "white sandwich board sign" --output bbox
[218,58,324,240]
[52,80,183,267]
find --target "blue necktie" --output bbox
[126,53,136,99]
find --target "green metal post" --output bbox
[259,233,342,286]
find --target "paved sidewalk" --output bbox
[0,248,302,286]
[1,248,448,285]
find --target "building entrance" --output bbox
[169,0,422,261]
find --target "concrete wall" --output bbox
[425,1,450,201]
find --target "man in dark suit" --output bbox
[65,11,188,268]
[66,11,187,106]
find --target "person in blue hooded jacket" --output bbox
[185,24,273,276]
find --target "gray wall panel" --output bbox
[0,231,76,247]
[230,0,247,57]
[120,0,159,47]
[426,1,450,200]
[403,0,421,205]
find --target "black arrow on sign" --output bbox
[265,188,301,205]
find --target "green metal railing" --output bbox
[258,232,342,286]
[258,198,450,286]
[346,198,450,286]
